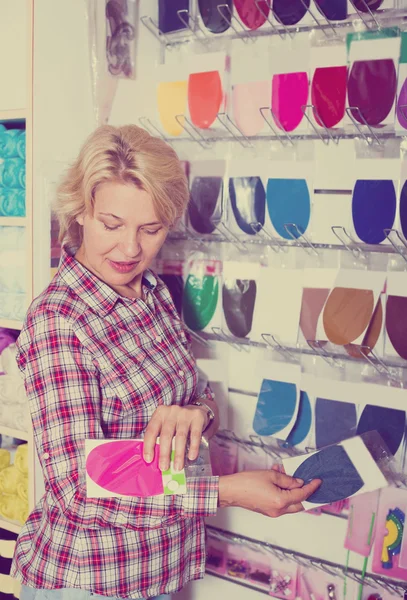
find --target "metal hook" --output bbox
[301,105,339,145]
[384,228,407,263]
[211,326,246,352]
[307,339,344,368]
[284,223,319,256]
[174,114,211,149]
[185,326,212,348]
[346,107,382,146]
[249,221,285,252]
[138,117,169,142]
[259,107,294,147]
[331,226,362,258]
[357,345,399,383]
[254,0,292,39]
[311,3,339,36]
[215,112,253,148]
[140,15,172,46]
[215,222,248,253]
[349,0,381,29]
[216,3,254,41]
[298,0,330,38]
[176,9,208,40]
[261,333,296,360]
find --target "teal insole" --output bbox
[253,379,297,437]
[266,178,311,239]
[182,274,219,331]
[285,391,312,447]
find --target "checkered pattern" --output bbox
[11,247,219,599]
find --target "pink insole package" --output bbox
[85,439,187,498]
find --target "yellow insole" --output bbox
[157,80,187,136]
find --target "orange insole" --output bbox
[188,70,223,129]
[157,80,188,136]
[323,287,374,346]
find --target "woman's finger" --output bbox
[158,420,177,471]
[143,413,163,463]
[271,470,304,490]
[282,479,322,505]
[174,425,189,471]
[188,423,204,461]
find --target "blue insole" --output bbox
[285,391,312,447]
[357,405,405,457]
[267,178,311,239]
[315,398,358,449]
[229,177,266,235]
[253,379,297,437]
[352,180,396,244]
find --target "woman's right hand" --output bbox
[218,470,321,517]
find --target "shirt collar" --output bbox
[58,246,159,316]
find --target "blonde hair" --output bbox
[54,124,189,247]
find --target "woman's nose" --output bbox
[120,233,141,258]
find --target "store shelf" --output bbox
[0,518,22,535]
[0,319,23,330]
[0,425,29,441]
[0,217,27,227]
[0,109,26,122]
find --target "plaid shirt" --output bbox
[11,247,219,599]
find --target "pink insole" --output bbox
[272,72,309,132]
[233,81,271,136]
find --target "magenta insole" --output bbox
[386,295,407,360]
[397,78,407,130]
[272,72,308,132]
[347,59,397,127]
[86,440,164,497]
[233,81,271,137]
[234,0,269,29]
[400,180,407,239]
[311,66,347,128]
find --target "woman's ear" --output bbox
[76,213,84,226]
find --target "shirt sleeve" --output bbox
[17,310,219,530]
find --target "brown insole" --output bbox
[323,287,374,346]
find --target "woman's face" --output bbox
[75,181,168,296]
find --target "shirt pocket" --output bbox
[101,356,150,420]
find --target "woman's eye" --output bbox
[144,229,161,235]
[103,223,119,231]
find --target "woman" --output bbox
[12,125,320,600]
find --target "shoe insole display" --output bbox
[188,176,223,234]
[396,78,407,130]
[229,177,266,235]
[160,274,184,316]
[222,279,257,338]
[322,287,374,345]
[234,0,269,29]
[198,0,232,33]
[157,81,188,136]
[315,398,358,449]
[158,0,189,33]
[183,273,219,331]
[188,70,223,129]
[253,379,297,439]
[292,445,364,504]
[311,66,347,128]
[347,59,397,127]
[351,0,384,10]
[351,180,396,244]
[266,178,311,239]
[399,180,407,239]
[272,73,309,132]
[357,405,406,457]
[314,0,347,20]
[345,296,383,358]
[285,391,312,447]
[272,0,310,25]
[299,288,330,342]
[232,81,271,137]
[386,295,407,360]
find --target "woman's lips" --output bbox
[108,259,139,274]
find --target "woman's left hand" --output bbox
[142,405,209,471]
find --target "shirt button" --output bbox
[178,370,184,377]
[155,335,162,343]
[42,452,50,460]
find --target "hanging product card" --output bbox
[85,439,187,498]
[396,32,407,132]
[310,44,348,130]
[251,360,301,442]
[385,271,407,360]
[187,160,226,235]
[233,0,270,31]
[155,63,189,137]
[251,263,304,348]
[228,391,259,439]
[298,267,339,348]
[182,256,222,333]
[225,159,269,238]
[196,357,229,428]
[187,52,230,130]
[316,269,387,348]
[344,490,380,557]
[346,28,400,130]
[356,404,406,465]
[313,0,348,21]
[264,161,314,241]
[270,38,311,133]
[372,487,407,579]
[227,345,264,393]
[298,566,355,600]
[314,397,358,449]
[283,389,314,451]
[282,435,388,510]
[155,256,185,316]
[197,0,232,34]
[221,261,260,339]
[230,38,272,137]
[105,0,138,79]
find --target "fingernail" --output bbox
[296,478,304,484]
[144,454,152,463]
[174,461,181,471]
[160,463,168,471]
